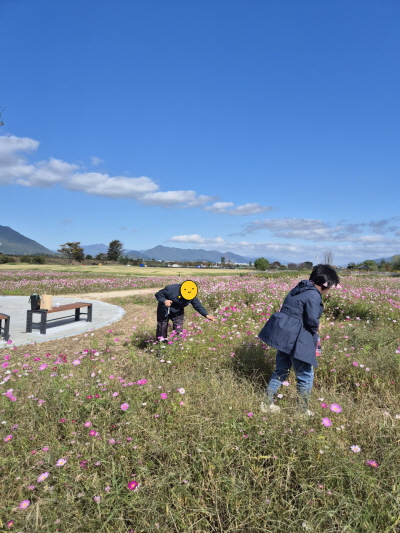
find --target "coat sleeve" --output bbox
[303,293,321,334]
[190,297,208,317]
[155,287,169,304]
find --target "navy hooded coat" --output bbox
[258,280,323,367]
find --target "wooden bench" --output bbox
[0,313,10,341]
[26,302,92,335]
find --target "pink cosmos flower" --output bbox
[93,496,101,503]
[108,438,116,445]
[89,430,98,437]
[320,403,328,409]
[321,418,332,427]
[72,359,81,365]
[38,364,48,370]
[366,460,379,468]
[350,445,361,453]
[329,403,342,413]
[3,434,13,442]
[160,393,168,400]
[127,480,140,491]
[247,412,254,417]
[37,472,49,483]
[177,388,185,394]
[42,446,49,452]
[56,458,67,466]
[120,403,129,411]
[352,361,359,367]
[84,422,91,427]
[19,499,30,509]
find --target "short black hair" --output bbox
[309,264,340,289]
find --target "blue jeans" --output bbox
[266,351,314,409]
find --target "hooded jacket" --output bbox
[258,280,323,367]
[155,284,208,319]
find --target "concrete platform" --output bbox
[0,296,125,348]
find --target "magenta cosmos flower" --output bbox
[56,458,67,466]
[321,418,333,427]
[127,480,140,491]
[329,403,342,413]
[37,472,49,483]
[120,403,129,411]
[19,499,30,509]
[366,460,379,468]
[160,393,168,400]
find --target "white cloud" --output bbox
[91,156,105,167]
[169,234,226,245]
[167,232,400,263]
[204,202,272,215]
[0,134,215,208]
[243,217,400,244]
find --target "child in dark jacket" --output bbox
[258,264,340,414]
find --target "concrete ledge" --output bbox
[0,296,125,348]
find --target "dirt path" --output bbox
[59,287,156,301]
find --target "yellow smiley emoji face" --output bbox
[180,280,198,300]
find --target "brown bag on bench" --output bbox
[40,294,53,310]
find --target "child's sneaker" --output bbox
[260,401,280,413]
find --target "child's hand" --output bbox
[164,300,172,307]
[206,315,215,322]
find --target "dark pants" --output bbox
[156,309,184,339]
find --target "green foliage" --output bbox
[31,255,46,264]
[391,254,400,271]
[58,242,84,263]
[0,254,9,263]
[254,257,269,271]
[107,239,124,262]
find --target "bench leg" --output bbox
[26,311,33,333]
[75,308,81,321]
[87,304,92,322]
[40,312,47,334]
[4,317,10,341]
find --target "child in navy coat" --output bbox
[258,264,340,414]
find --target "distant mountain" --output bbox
[81,244,108,256]
[0,225,53,255]
[82,243,151,259]
[139,245,251,264]
[125,249,151,259]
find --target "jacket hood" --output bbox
[289,280,319,297]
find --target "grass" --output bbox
[1,275,400,532]
[0,264,254,277]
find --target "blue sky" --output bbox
[1,0,399,264]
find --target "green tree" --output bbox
[391,255,400,270]
[107,240,124,262]
[363,260,378,269]
[221,256,226,265]
[58,242,84,264]
[254,257,269,271]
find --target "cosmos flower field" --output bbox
[1,272,400,532]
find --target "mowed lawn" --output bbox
[0,263,254,278]
[1,272,400,532]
